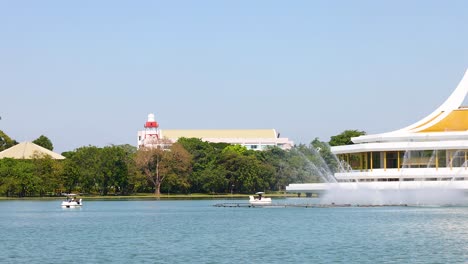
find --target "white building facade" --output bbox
[137,115,294,151]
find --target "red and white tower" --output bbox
[144,113,159,139]
[137,113,161,148]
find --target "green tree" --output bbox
[220,149,272,193]
[197,163,228,194]
[32,153,63,196]
[66,146,102,194]
[222,144,248,155]
[135,142,192,197]
[116,144,139,195]
[116,144,137,155]
[177,138,228,193]
[33,135,54,151]
[311,138,339,174]
[0,130,17,151]
[62,157,81,194]
[98,146,130,195]
[135,147,165,196]
[329,130,366,146]
[0,158,19,196]
[254,146,289,191]
[61,145,138,195]
[3,159,37,197]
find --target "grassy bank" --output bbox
[0,192,299,200]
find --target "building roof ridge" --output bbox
[353,68,468,144]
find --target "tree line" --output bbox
[0,130,365,197]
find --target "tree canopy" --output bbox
[135,143,192,196]
[0,130,368,197]
[329,130,366,146]
[0,130,17,151]
[33,135,54,151]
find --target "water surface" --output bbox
[1,199,467,263]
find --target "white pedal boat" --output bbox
[61,194,83,208]
[249,192,272,205]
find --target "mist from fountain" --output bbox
[451,153,467,181]
[294,146,337,183]
[450,150,464,168]
[401,150,411,169]
[319,186,467,206]
[426,150,437,168]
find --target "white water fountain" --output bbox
[292,147,467,206]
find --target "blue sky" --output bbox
[1,1,467,153]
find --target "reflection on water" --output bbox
[0,200,467,263]
[320,187,468,206]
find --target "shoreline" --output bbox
[0,193,299,201]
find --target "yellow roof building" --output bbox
[0,142,65,160]
[138,126,293,151]
[160,129,278,140]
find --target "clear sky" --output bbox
[1,1,467,153]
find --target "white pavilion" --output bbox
[287,69,468,195]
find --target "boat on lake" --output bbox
[61,194,83,208]
[249,192,272,205]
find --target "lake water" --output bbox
[1,199,467,264]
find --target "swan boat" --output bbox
[249,192,272,205]
[61,194,83,208]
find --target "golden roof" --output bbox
[419,109,468,132]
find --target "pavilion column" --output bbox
[397,151,400,171]
[360,153,363,172]
[449,150,453,170]
[364,152,368,171]
[347,154,350,171]
[384,152,387,171]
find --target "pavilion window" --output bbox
[372,152,381,169]
[349,153,361,170]
[401,150,435,168]
[385,151,399,169]
[437,150,447,168]
[338,154,351,172]
[363,152,370,171]
[451,149,466,168]
[424,150,436,168]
